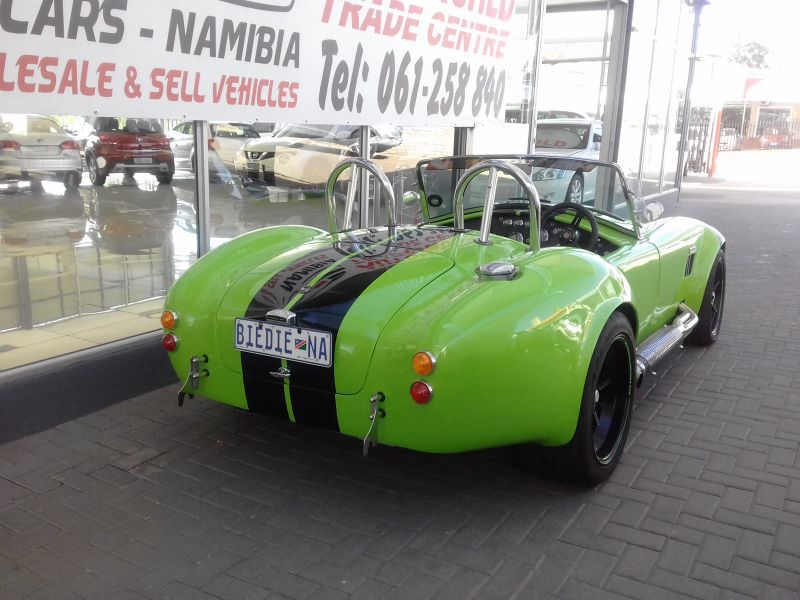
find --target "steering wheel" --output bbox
[541,202,599,250]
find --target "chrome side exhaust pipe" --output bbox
[635,303,698,386]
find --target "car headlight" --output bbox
[532,168,567,181]
[246,151,263,160]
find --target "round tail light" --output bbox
[161,334,178,352]
[160,311,178,330]
[410,381,433,404]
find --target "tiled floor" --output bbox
[0,300,163,371]
[3,157,800,599]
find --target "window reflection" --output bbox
[0,114,82,187]
[0,114,197,372]
[208,123,454,244]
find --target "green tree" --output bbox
[730,41,770,69]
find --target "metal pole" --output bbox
[675,0,707,193]
[359,126,371,227]
[634,0,661,198]
[527,0,547,153]
[602,0,631,165]
[194,120,211,256]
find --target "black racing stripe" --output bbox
[246,246,353,314]
[241,370,287,418]
[241,245,351,416]
[240,227,455,426]
[288,228,456,431]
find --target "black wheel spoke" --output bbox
[597,378,612,393]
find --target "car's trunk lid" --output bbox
[10,133,65,157]
[215,228,457,401]
[102,131,167,152]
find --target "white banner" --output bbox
[0,0,527,126]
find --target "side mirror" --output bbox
[645,200,664,221]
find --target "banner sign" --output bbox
[0,0,525,126]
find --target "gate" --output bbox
[718,111,799,151]
[685,107,712,174]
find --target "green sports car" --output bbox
[161,155,725,484]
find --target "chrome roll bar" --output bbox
[453,159,542,252]
[326,158,397,234]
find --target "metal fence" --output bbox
[683,107,713,175]
[719,113,799,152]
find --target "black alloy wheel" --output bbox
[592,333,633,465]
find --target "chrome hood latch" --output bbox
[362,392,385,457]
[178,354,209,407]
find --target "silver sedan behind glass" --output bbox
[0,114,82,187]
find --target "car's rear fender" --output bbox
[163,224,327,405]
[336,248,635,452]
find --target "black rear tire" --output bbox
[62,171,81,187]
[156,172,174,185]
[515,312,635,485]
[564,173,584,203]
[687,250,725,346]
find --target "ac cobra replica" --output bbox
[161,155,725,484]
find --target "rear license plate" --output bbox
[235,318,332,367]
[133,157,153,164]
[246,162,260,170]
[23,146,57,156]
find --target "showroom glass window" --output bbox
[206,122,455,241]
[0,113,197,371]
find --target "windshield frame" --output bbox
[415,154,642,239]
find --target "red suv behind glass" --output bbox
[83,117,175,186]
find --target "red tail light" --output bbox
[60,140,80,151]
[0,140,20,151]
[162,334,178,352]
[67,231,84,241]
[98,133,115,143]
[410,381,433,404]
[208,138,216,150]
[158,138,171,150]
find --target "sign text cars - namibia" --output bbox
[0,0,522,125]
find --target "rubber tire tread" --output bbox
[686,250,725,346]
[88,157,106,187]
[564,173,584,203]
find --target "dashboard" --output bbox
[463,209,619,256]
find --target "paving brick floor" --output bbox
[3,182,800,600]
